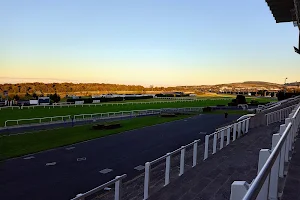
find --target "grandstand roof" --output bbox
[265,0,295,23]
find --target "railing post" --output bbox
[204,135,209,160]
[257,149,271,200]
[114,176,122,200]
[213,134,217,154]
[246,118,249,133]
[266,114,269,126]
[268,134,281,200]
[193,140,198,167]
[278,125,286,178]
[179,146,185,176]
[230,181,250,200]
[233,123,237,141]
[165,153,171,186]
[144,162,150,200]
[220,130,224,150]
[226,127,231,146]
[238,122,242,138]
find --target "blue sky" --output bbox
[1,0,299,86]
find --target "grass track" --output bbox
[0,114,194,161]
[0,99,232,126]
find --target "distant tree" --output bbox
[32,92,38,99]
[49,93,60,103]
[236,95,246,104]
[13,94,20,101]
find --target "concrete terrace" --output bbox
[148,123,281,200]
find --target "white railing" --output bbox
[266,104,297,126]
[73,109,160,121]
[0,98,232,110]
[230,103,300,200]
[142,116,250,199]
[73,107,203,121]
[4,115,71,127]
[154,97,197,100]
[71,174,127,200]
[204,117,250,160]
[4,107,203,127]
[143,139,201,199]
[0,106,18,110]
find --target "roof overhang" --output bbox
[265,0,300,26]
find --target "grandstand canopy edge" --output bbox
[265,0,297,23]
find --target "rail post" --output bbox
[179,146,185,176]
[220,130,224,150]
[226,127,231,146]
[144,162,150,200]
[164,153,171,186]
[246,118,249,133]
[114,176,122,200]
[192,140,198,167]
[204,135,209,160]
[268,134,281,199]
[233,123,237,141]
[213,134,217,154]
[256,149,271,199]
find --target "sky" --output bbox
[1,0,299,87]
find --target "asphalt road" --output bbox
[0,114,241,200]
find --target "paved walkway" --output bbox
[282,127,300,200]
[147,123,281,200]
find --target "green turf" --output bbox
[0,99,233,126]
[0,114,194,161]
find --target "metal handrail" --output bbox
[242,123,292,200]
[70,174,127,200]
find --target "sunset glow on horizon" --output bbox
[1,0,299,86]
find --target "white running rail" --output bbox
[4,107,203,127]
[0,98,232,110]
[4,115,71,127]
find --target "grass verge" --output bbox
[0,114,195,161]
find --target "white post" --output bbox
[237,122,241,138]
[144,162,150,200]
[246,118,249,133]
[220,130,224,150]
[204,135,209,160]
[233,123,237,141]
[114,177,121,200]
[256,149,271,200]
[226,127,231,146]
[165,153,171,186]
[230,181,250,200]
[213,134,217,154]
[179,146,185,176]
[193,140,198,167]
[268,134,281,199]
